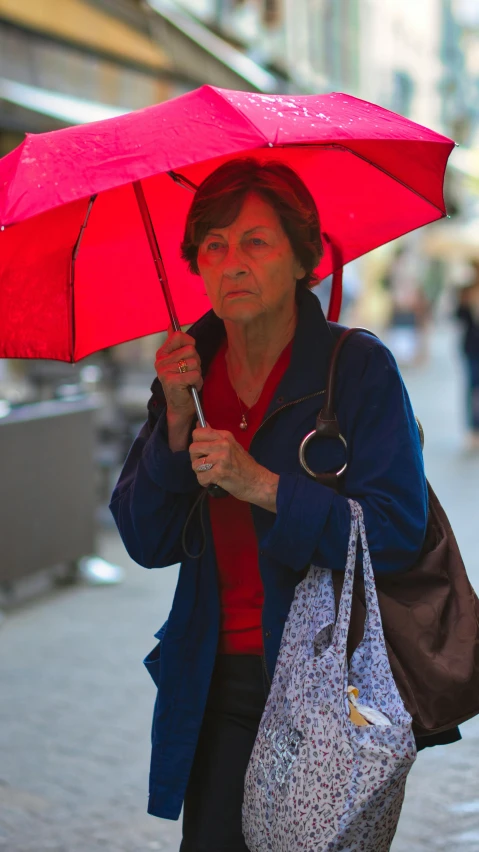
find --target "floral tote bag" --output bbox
[243,500,417,852]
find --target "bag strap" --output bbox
[299,327,376,488]
[332,500,391,673]
[299,327,424,488]
[321,328,374,422]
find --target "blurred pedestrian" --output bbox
[383,244,430,366]
[311,259,362,324]
[110,159,454,851]
[455,261,479,451]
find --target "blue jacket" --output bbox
[109,289,429,820]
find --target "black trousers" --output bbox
[180,654,268,852]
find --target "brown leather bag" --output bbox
[310,328,479,737]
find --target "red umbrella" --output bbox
[0,85,454,368]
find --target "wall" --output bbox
[359,0,444,131]
[283,0,360,93]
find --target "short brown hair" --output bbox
[181,158,323,290]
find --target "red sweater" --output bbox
[202,339,292,654]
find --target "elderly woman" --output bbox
[110,159,431,850]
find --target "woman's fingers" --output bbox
[158,330,196,356]
[156,356,198,376]
[190,445,221,464]
[154,332,203,421]
[190,438,232,463]
[166,369,203,392]
[155,345,201,373]
[193,452,219,473]
[193,453,225,487]
[192,426,231,444]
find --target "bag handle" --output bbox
[299,327,377,487]
[299,327,424,487]
[331,499,360,660]
[332,501,392,683]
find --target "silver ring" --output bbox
[299,429,348,479]
[196,462,213,472]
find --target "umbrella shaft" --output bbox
[132,180,180,331]
[132,179,206,428]
[191,387,206,428]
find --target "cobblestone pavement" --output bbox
[389,324,479,852]
[0,324,478,852]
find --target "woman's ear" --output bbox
[294,259,306,281]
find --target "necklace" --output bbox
[225,350,263,431]
[233,384,263,431]
[235,392,249,431]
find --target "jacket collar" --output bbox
[267,287,334,412]
[151,288,335,411]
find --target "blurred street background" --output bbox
[1,1,479,850]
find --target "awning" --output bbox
[0,78,130,125]
[0,0,169,73]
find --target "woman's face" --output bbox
[196,192,305,325]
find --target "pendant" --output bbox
[239,414,248,431]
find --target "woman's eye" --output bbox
[250,238,266,247]
[206,242,223,251]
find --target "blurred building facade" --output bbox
[2,0,476,156]
[447,0,479,144]
[359,0,444,131]
[0,0,184,154]
[283,0,360,95]
[174,0,360,95]
[168,0,478,139]
[0,0,287,157]
[172,0,287,79]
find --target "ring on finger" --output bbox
[178,359,188,373]
[196,461,213,472]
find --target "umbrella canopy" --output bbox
[0,86,454,362]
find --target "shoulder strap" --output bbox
[320,328,375,423]
[301,327,423,489]
[300,327,377,489]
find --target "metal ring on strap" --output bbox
[299,429,348,480]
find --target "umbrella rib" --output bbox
[275,142,449,215]
[69,194,97,362]
[169,140,448,215]
[167,171,198,193]
[337,142,448,214]
[211,87,270,146]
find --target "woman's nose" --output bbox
[223,245,248,278]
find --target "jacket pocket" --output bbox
[143,621,168,688]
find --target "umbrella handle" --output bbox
[133,179,228,499]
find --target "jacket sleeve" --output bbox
[109,409,200,568]
[260,342,428,574]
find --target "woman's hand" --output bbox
[190,425,279,512]
[155,329,203,420]
[154,330,202,451]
